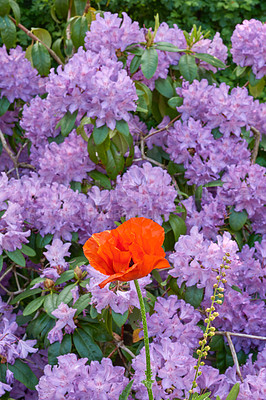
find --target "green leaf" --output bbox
[52,37,65,63]
[74,293,91,316]
[55,270,75,285]
[21,244,36,257]
[116,120,130,136]
[73,328,103,362]
[141,47,158,79]
[93,124,109,146]
[54,0,69,19]
[226,383,240,400]
[74,0,87,16]
[0,15,16,49]
[23,296,45,316]
[119,379,134,400]
[130,55,141,74]
[192,52,226,69]
[192,393,211,400]
[155,77,175,98]
[184,284,204,308]
[155,41,184,52]
[249,78,265,98]
[88,170,111,189]
[76,116,92,141]
[178,54,197,83]
[235,65,247,77]
[0,0,10,16]
[69,255,88,268]
[31,28,52,48]
[9,359,38,390]
[87,134,99,164]
[168,96,183,109]
[71,15,88,49]
[56,110,78,137]
[10,288,42,304]
[112,130,130,155]
[229,208,248,231]
[203,180,223,187]
[36,233,53,248]
[5,248,25,267]
[43,293,59,317]
[95,136,110,165]
[57,282,77,305]
[112,310,129,328]
[105,141,125,179]
[0,254,3,273]
[0,96,10,116]
[168,214,187,242]
[48,334,72,364]
[126,46,144,56]
[31,42,51,76]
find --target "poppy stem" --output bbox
[134,279,154,400]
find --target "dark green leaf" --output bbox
[31,28,52,48]
[192,52,226,69]
[52,37,65,63]
[71,15,88,49]
[155,41,184,52]
[0,15,16,49]
[168,214,187,242]
[0,96,10,116]
[87,134,99,164]
[44,293,59,317]
[229,208,248,231]
[127,46,144,56]
[55,270,75,285]
[155,77,175,98]
[55,110,78,137]
[119,380,134,400]
[57,282,77,305]
[23,296,45,316]
[36,233,53,248]
[31,42,51,76]
[105,141,125,179]
[112,130,130,155]
[9,359,38,390]
[130,55,141,74]
[54,0,69,19]
[141,47,158,79]
[112,310,129,328]
[74,293,91,316]
[93,124,109,146]
[0,255,3,273]
[178,54,197,83]
[0,0,10,16]
[10,288,42,304]
[48,334,72,364]
[73,328,102,362]
[226,383,240,400]
[116,120,130,136]
[21,244,36,257]
[74,0,87,16]
[5,248,25,267]
[69,255,88,268]
[168,96,183,109]
[184,284,204,308]
[88,170,111,189]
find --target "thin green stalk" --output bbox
[134,279,154,400]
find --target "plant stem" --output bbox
[134,279,154,400]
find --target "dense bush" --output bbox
[0,1,265,399]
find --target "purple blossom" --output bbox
[36,354,129,399]
[43,238,71,269]
[113,162,177,224]
[0,45,44,103]
[231,19,266,79]
[47,303,77,344]
[192,32,228,72]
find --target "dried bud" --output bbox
[44,279,54,289]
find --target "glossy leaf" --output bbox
[74,293,91,316]
[56,110,78,137]
[229,208,248,231]
[88,170,112,189]
[52,37,65,63]
[168,214,187,242]
[71,15,88,49]
[178,54,197,83]
[0,15,16,48]
[93,124,109,146]
[54,0,69,19]
[31,42,51,76]
[0,255,3,273]
[155,76,175,98]
[0,0,10,16]
[36,233,53,248]
[168,96,183,109]
[112,310,129,328]
[9,359,38,390]
[73,328,103,362]
[9,0,20,24]
[31,28,52,48]
[57,283,77,306]
[44,293,59,318]
[105,141,125,179]
[5,248,25,267]
[226,383,240,400]
[141,47,158,79]
[21,244,36,257]
[10,288,42,304]
[23,296,45,316]
[130,55,142,74]
[54,270,75,285]
[155,41,184,52]
[0,96,10,117]
[192,52,226,68]
[119,380,134,400]
[184,284,204,308]
[48,334,72,365]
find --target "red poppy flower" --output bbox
[83,217,170,288]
